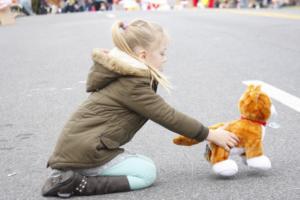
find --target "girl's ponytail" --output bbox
[111,21,133,55]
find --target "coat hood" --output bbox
[87,48,151,92]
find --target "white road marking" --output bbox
[243,80,300,112]
[62,88,73,91]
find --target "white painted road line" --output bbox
[243,80,300,113]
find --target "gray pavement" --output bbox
[1,9,300,200]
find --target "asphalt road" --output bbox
[0,8,300,200]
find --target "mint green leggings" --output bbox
[101,154,156,190]
[79,153,157,190]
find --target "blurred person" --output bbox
[248,0,262,8]
[62,0,76,12]
[0,0,12,9]
[93,0,107,10]
[84,0,93,10]
[119,0,140,10]
[107,0,112,9]
[19,0,34,15]
[271,0,284,7]
[237,0,248,8]
[39,0,50,14]
[193,0,198,6]
[167,0,176,9]
[73,0,85,11]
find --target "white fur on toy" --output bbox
[230,147,245,155]
[212,159,238,176]
[247,155,272,170]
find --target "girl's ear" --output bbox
[140,51,146,60]
[137,50,146,60]
[134,46,147,60]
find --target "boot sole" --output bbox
[41,170,76,197]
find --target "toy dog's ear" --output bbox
[254,85,262,92]
[247,84,255,92]
[173,135,199,146]
[243,84,262,105]
[246,84,261,93]
[247,84,262,93]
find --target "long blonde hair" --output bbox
[111,19,172,92]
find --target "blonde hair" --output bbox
[111,19,172,92]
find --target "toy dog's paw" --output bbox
[173,136,199,146]
[213,160,238,177]
[247,155,272,170]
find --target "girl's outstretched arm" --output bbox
[116,77,209,143]
[116,77,239,149]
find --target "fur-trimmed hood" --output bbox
[87,48,151,92]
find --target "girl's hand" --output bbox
[206,127,239,151]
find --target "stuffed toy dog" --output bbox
[173,85,273,176]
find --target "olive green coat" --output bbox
[47,48,209,170]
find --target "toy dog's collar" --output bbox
[240,116,267,126]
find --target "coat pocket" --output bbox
[97,136,120,150]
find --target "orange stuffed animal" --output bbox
[173,85,273,176]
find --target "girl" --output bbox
[42,19,239,198]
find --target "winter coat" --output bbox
[47,48,209,170]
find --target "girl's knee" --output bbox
[137,155,157,183]
[128,157,157,189]
[101,154,157,190]
[143,161,157,186]
[127,164,156,190]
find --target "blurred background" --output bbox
[1,0,300,19]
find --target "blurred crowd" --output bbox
[208,0,300,8]
[4,0,300,16]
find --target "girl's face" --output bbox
[136,37,168,71]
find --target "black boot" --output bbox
[42,170,130,198]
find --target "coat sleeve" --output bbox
[118,77,209,142]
